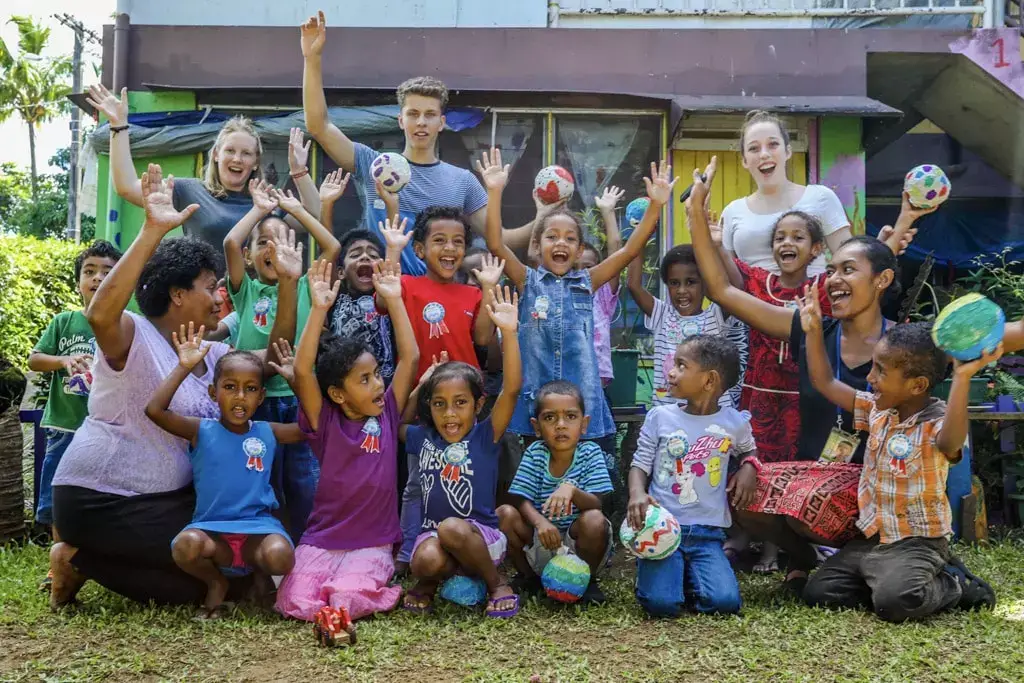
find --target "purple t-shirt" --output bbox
[298,387,401,550]
[593,284,617,383]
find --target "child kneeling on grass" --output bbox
[497,381,614,604]
[627,335,760,617]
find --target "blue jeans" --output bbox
[635,525,741,616]
[36,429,75,525]
[256,395,320,544]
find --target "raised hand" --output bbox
[708,210,723,247]
[379,216,412,253]
[173,322,210,370]
[85,84,128,128]
[473,148,511,192]
[288,127,311,173]
[141,164,198,234]
[644,159,680,207]
[797,282,823,334]
[372,260,403,301]
[320,169,351,204]
[308,259,341,310]
[374,178,400,217]
[269,187,304,216]
[473,254,506,293]
[300,10,327,58]
[268,338,297,385]
[702,156,718,212]
[486,286,519,332]
[418,351,450,387]
[899,189,940,223]
[594,185,625,212]
[249,178,279,214]
[954,342,1004,379]
[62,354,93,376]
[267,223,304,282]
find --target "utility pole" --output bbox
[54,14,100,242]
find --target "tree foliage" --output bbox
[0,150,95,240]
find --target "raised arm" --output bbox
[937,344,1003,457]
[272,188,341,263]
[401,352,449,425]
[594,186,625,293]
[880,191,935,255]
[287,127,323,219]
[589,160,678,291]
[373,261,420,413]
[301,12,356,172]
[224,180,278,291]
[293,259,339,430]
[626,254,655,317]
[707,210,745,290]
[485,286,522,438]
[317,169,350,237]
[86,84,144,207]
[471,254,505,347]
[475,148,527,288]
[380,215,412,266]
[798,283,856,413]
[86,165,199,369]
[144,323,208,445]
[480,191,570,254]
[1004,320,1024,354]
[264,225,304,378]
[687,165,794,341]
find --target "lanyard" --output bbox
[834,319,887,426]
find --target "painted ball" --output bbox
[620,504,682,561]
[903,164,951,210]
[534,165,575,205]
[541,550,590,603]
[370,152,412,193]
[932,293,1005,361]
[623,197,651,238]
[439,574,487,606]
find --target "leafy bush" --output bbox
[0,235,82,370]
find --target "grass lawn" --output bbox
[2,537,1024,683]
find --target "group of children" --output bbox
[31,110,1009,631]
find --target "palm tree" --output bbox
[0,16,72,203]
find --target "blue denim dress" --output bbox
[509,267,615,438]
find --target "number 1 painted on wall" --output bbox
[993,38,1011,69]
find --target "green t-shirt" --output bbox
[32,310,96,431]
[230,274,311,397]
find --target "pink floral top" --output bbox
[593,284,618,384]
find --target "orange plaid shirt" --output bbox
[853,392,955,544]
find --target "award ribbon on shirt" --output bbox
[886,433,913,475]
[682,320,701,338]
[423,302,450,339]
[253,297,273,328]
[441,441,471,483]
[360,417,382,453]
[242,437,267,472]
[532,295,550,320]
[357,295,378,323]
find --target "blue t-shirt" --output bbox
[184,419,290,540]
[405,418,500,530]
[354,142,488,275]
[508,440,614,531]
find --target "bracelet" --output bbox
[109,125,129,134]
[290,168,309,180]
[740,455,763,474]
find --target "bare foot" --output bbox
[49,542,86,611]
[203,573,231,613]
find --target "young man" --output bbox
[300,11,548,275]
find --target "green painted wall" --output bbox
[817,117,866,235]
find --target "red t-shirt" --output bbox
[400,275,482,381]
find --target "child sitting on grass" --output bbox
[627,335,760,617]
[401,286,522,618]
[498,381,614,604]
[145,325,300,620]
[798,288,998,622]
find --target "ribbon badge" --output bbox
[357,295,378,324]
[242,437,267,472]
[441,441,471,483]
[682,320,700,338]
[886,433,913,475]
[666,432,690,460]
[423,302,450,339]
[252,297,273,328]
[360,417,382,453]
[532,295,550,321]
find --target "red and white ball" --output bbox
[534,165,575,205]
[371,152,411,193]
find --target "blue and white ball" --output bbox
[903,164,950,210]
[371,152,411,192]
[623,197,651,238]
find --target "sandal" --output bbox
[753,559,780,575]
[486,588,520,619]
[402,588,435,615]
[193,601,234,621]
[38,569,53,593]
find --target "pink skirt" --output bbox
[275,544,402,622]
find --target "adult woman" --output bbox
[721,111,852,276]
[86,85,318,248]
[48,165,302,608]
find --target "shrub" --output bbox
[0,235,83,370]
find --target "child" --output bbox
[478,149,675,449]
[145,325,299,619]
[275,258,419,623]
[497,381,615,603]
[29,240,122,545]
[401,286,523,617]
[798,291,998,622]
[223,178,340,543]
[626,335,760,617]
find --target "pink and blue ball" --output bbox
[541,552,591,603]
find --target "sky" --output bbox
[0,0,115,173]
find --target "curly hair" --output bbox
[213,350,265,385]
[677,334,742,389]
[660,244,697,285]
[881,322,949,391]
[770,210,825,247]
[412,206,472,245]
[396,76,449,112]
[416,361,485,427]
[135,238,224,318]
[74,240,122,281]
[315,335,376,399]
[339,229,385,263]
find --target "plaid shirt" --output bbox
[853,392,954,544]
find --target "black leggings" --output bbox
[52,485,206,605]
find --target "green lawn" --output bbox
[2,537,1024,683]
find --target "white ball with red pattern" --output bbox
[371,152,412,193]
[533,165,575,205]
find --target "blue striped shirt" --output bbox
[354,143,488,275]
[508,440,614,531]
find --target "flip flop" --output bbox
[486,592,520,619]
[38,570,53,593]
[753,559,780,574]
[402,589,435,615]
[193,602,234,621]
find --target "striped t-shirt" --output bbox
[354,143,488,276]
[508,441,614,531]
[645,298,748,409]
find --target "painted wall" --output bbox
[120,0,547,27]
[817,117,866,235]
